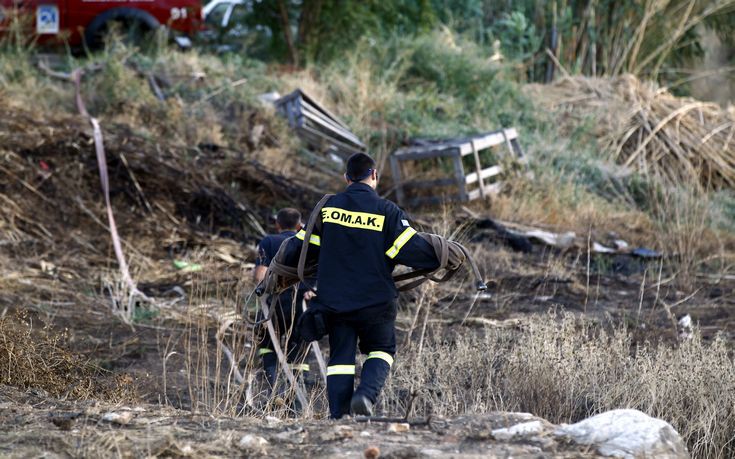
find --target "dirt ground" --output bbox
[0,384,605,458]
[1,103,732,457]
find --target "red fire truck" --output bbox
[0,0,203,48]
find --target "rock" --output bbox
[318,425,353,442]
[101,411,134,425]
[387,423,410,433]
[491,420,544,440]
[238,434,268,451]
[265,415,282,425]
[678,314,693,340]
[364,446,380,459]
[555,409,689,458]
[272,427,305,443]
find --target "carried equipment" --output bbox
[255,194,487,300]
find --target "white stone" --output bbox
[387,423,410,433]
[101,411,134,425]
[265,416,282,425]
[554,409,688,458]
[238,434,268,449]
[491,420,544,440]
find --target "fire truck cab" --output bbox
[0,0,202,49]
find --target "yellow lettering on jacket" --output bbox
[321,207,384,231]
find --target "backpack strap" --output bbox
[297,194,334,286]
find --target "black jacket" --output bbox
[285,182,439,313]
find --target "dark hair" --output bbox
[276,208,301,230]
[345,152,376,182]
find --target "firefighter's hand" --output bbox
[304,290,316,301]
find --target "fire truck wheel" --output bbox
[83,8,161,51]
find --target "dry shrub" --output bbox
[0,315,134,401]
[650,186,728,286]
[385,312,735,459]
[488,172,656,246]
[528,74,735,189]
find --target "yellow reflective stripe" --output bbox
[296,230,321,246]
[258,348,274,356]
[366,351,394,366]
[386,227,417,259]
[290,363,310,372]
[321,207,385,231]
[327,364,356,376]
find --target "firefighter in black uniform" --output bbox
[284,153,440,418]
[254,208,313,389]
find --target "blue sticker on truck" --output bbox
[37,5,60,34]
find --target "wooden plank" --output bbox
[510,137,526,159]
[501,129,514,158]
[458,128,518,156]
[467,188,481,201]
[298,90,352,131]
[452,153,468,201]
[285,99,297,127]
[485,182,502,194]
[393,146,460,161]
[465,165,503,184]
[389,155,405,206]
[300,99,365,146]
[470,139,485,199]
[301,117,364,151]
[458,131,503,155]
[467,182,503,201]
[275,89,352,132]
[297,125,365,157]
[298,107,363,147]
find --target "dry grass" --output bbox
[528,74,735,189]
[0,314,134,401]
[384,312,735,459]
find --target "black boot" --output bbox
[350,394,373,416]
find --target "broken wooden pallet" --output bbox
[389,128,526,207]
[275,89,366,160]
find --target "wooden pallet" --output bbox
[274,89,366,160]
[389,128,526,207]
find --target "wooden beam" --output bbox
[300,99,365,146]
[389,154,405,206]
[458,129,518,156]
[452,153,468,202]
[393,146,460,161]
[468,182,503,200]
[465,165,503,184]
[470,139,485,199]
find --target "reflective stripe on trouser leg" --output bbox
[355,351,394,404]
[327,323,358,419]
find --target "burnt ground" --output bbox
[1,103,732,457]
[0,384,600,458]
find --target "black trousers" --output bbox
[326,302,396,419]
[258,290,309,388]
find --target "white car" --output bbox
[202,0,246,29]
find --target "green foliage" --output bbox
[213,0,735,89]
[316,29,543,164]
[490,11,543,62]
